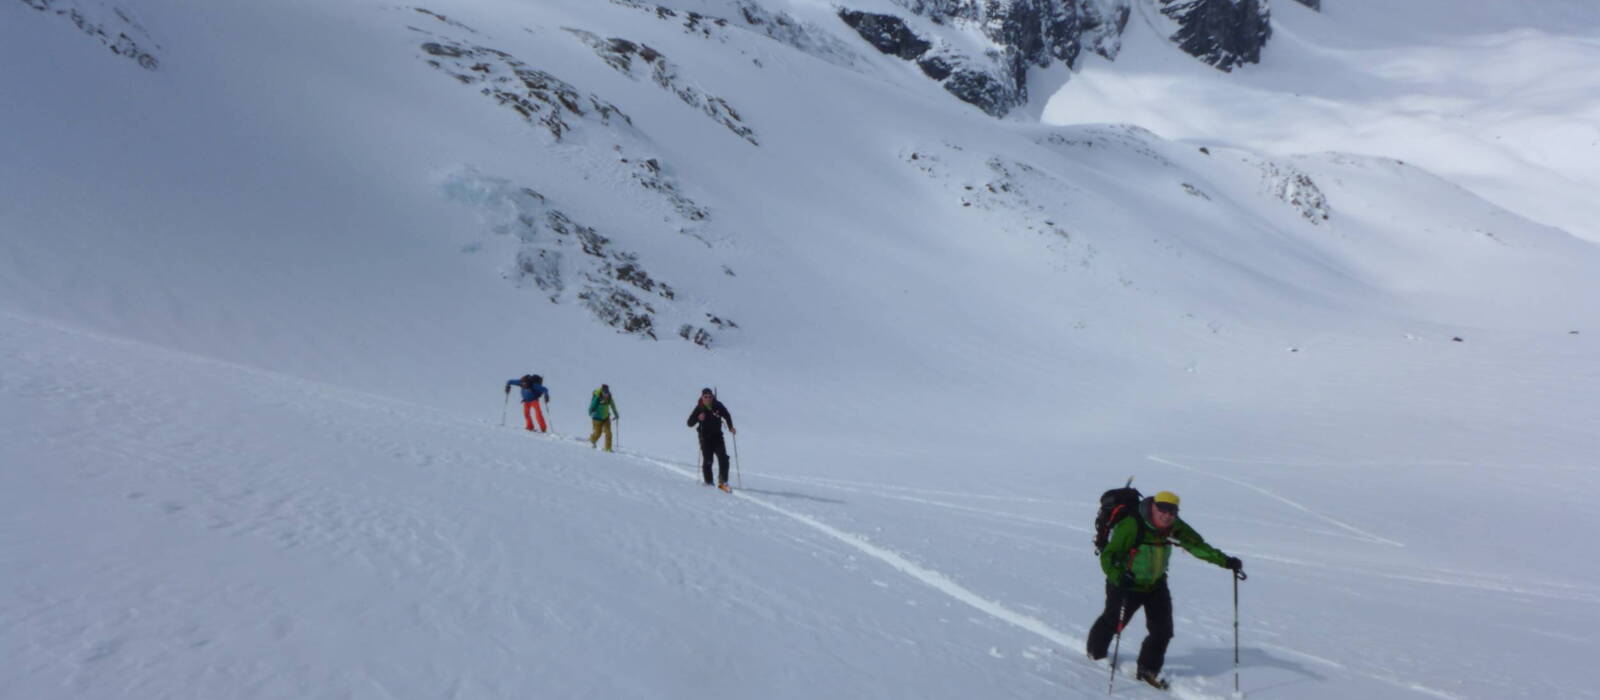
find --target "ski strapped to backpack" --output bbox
[1093,477,1144,555]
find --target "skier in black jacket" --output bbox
[687,388,735,491]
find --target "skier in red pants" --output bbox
[505,374,551,432]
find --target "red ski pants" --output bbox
[523,401,547,432]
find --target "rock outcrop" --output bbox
[839,1,1130,117]
[20,0,160,70]
[837,0,1279,115]
[1158,0,1272,72]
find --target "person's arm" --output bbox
[1099,517,1137,579]
[542,387,551,404]
[718,403,735,433]
[1172,520,1229,568]
[687,407,700,428]
[506,379,518,393]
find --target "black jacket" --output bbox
[687,400,733,440]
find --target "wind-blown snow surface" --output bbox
[4,0,1600,698]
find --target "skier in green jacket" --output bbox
[1086,491,1244,690]
[587,384,618,452]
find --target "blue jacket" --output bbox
[507,379,549,403]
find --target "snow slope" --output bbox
[8,308,1597,699]
[4,0,1599,698]
[1044,0,1600,242]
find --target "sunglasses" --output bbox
[1153,502,1179,515]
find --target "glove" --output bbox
[1225,556,1243,571]
[504,386,510,394]
[1117,571,1136,589]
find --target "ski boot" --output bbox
[1135,669,1169,691]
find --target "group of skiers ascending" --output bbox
[503,378,737,491]
[505,375,625,453]
[506,374,1245,691]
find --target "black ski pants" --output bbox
[1085,578,1174,675]
[699,433,730,485]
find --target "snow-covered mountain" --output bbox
[4,1,1598,698]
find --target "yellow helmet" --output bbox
[1153,491,1180,509]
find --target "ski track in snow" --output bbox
[3,313,1574,700]
[736,462,1469,700]
[1146,455,1406,548]
[754,473,1080,507]
[633,456,1088,656]
[750,473,1085,532]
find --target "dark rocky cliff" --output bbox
[838,0,1282,116]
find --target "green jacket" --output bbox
[588,390,616,421]
[1099,505,1229,592]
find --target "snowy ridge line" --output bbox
[633,457,1088,654]
[1147,455,1405,548]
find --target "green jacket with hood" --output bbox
[588,389,616,421]
[1099,499,1230,592]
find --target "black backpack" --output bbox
[520,374,535,390]
[1093,479,1144,555]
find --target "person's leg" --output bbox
[699,439,714,484]
[1136,580,1174,676]
[522,401,535,430]
[716,441,731,484]
[602,420,613,451]
[532,402,548,431]
[589,420,603,447]
[1086,582,1124,659]
[1088,584,1147,660]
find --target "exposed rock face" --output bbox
[838,0,1278,114]
[894,0,1129,68]
[610,0,863,70]
[1158,0,1272,72]
[21,0,161,70]
[442,168,734,348]
[413,9,731,347]
[839,1,1130,117]
[836,10,930,60]
[564,28,759,146]
[418,38,632,142]
[1255,159,1330,224]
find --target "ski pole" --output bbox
[1234,568,1247,695]
[732,432,743,489]
[500,392,509,427]
[1108,597,1128,694]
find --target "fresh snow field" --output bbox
[4,1,1599,699]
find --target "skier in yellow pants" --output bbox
[588,384,618,451]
